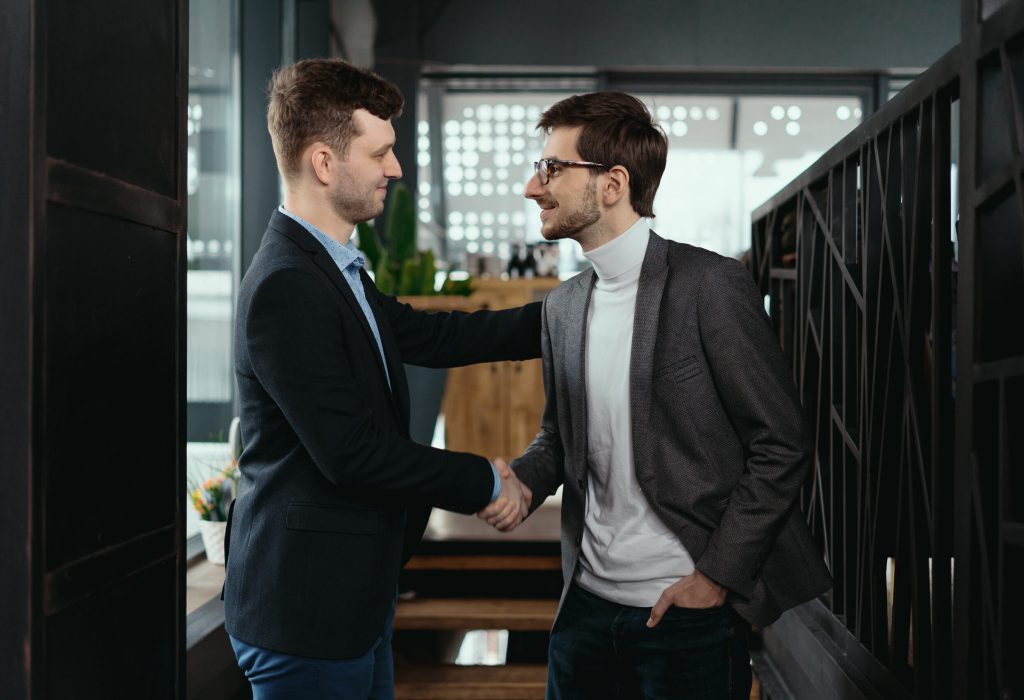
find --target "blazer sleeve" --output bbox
[509,297,565,512]
[693,257,813,600]
[368,275,543,368]
[246,267,494,513]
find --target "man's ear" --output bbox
[308,143,334,186]
[603,165,630,207]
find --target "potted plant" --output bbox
[188,463,238,565]
[356,183,473,445]
[355,182,474,298]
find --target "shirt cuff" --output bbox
[489,461,502,502]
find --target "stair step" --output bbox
[395,664,547,699]
[405,554,561,571]
[394,598,557,631]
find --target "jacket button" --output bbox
[577,477,584,488]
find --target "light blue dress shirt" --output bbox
[278,206,501,501]
[279,206,391,389]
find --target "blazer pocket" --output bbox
[653,355,698,378]
[285,503,378,535]
[670,364,703,383]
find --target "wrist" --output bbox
[489,461,502,502]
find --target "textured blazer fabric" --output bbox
[512,231,832,627]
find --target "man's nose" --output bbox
[524,172,543,199]
[385,152,402,179]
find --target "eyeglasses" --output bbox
[533,158,610,185]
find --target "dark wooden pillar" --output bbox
[0,0,188,696]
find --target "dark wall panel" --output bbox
[43,203,178,570]
[46,559,176,700]
[240,0,283,275]
[0,0,35,695]
[46,0,178,196]
[419,0,959,71]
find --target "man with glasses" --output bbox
[479,92,831,698]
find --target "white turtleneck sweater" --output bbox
[575,217,696,607]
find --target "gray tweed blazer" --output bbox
[512,231,832,627]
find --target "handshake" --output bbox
[476,459,533,532]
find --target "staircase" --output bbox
[393,553,560,700]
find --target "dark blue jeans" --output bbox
[548,583,751,700]
[229,598,396,700]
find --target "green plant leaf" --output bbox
[399,257,421,296]
[355,221,381,272]
[419,249,437,295]
[440,274,474,296]
[385,182,417,264]
[375,250,396,295]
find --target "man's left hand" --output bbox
[646,570,728,628]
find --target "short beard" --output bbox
[329,177,384,225]
[543,177,600,241]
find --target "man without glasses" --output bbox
[479,91,832,699]
[224,58,535,700]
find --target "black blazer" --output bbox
[223,211,541,658]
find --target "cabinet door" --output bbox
[507,359,547,458]
[443,362,509,458]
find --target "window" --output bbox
[186,0,241,539]
[419,79,864,274]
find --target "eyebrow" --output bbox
[373,141,395,155]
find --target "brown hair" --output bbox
[537,92,667,217]
[267,58,403,180]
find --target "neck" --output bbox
[576,209,642,253]
[283,189,355,246]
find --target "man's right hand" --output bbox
[476,459,532,531]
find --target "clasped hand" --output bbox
[476,459,532,531]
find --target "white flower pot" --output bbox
[199,519,227,565]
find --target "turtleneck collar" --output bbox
[582,217,651,281]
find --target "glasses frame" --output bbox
[533,158,610,185]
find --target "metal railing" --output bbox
[749,2,1024,696]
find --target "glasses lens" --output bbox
[535,160,547,185]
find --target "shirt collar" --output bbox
[583,217,651,281]
[278,205,364,271]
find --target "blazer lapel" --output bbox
[361,269,408,424]
[630,231,669,484]
[269,213,397,403]
[566,270,596,483]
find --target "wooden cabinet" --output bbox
[405,278,558,461]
